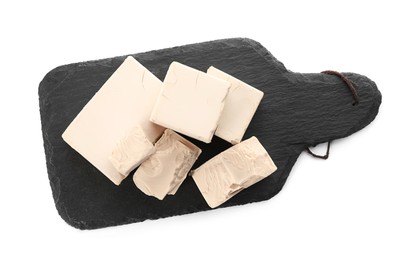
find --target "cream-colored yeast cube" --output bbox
[192,136,277,208]
[133,129,201,200]
[62,56,165,185]
[109,124,155,176]
[150,62,230,143]
[207,67,264,144]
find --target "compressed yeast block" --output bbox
[150,62,230,143]
[62,56,165,185]
[133,129,201,200]
[191,136,277,208]
[207,67,264,144]
[109,124,155,176]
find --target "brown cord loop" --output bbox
[306,141,331,160]
[306,71,358,160]
[321,70,360,106]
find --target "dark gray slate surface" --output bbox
[39,38,381,229]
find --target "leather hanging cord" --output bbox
[306,141,331,159]
[306,71,359,159]
[321,70,360,105]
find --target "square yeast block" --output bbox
[192,136,277,208]
[62,56,165,185]
[207,67,264,144]
[150,62,230,143]
[133,129,201,200]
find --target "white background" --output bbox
[1,1,413,259]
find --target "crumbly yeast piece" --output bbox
[192,136,277,208]
[109,125,155,176]
[134,129,201,200]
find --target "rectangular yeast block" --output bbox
[62,56,164,185]
[207,67,264,144]
[109,124,155,177]
[192,136,277,208]
[133,129,201,200]
[150,62,230,143]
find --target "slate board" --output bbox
[39,38,382,229]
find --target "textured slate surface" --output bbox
[39,38,381,229]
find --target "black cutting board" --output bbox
[39,38,381,229]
